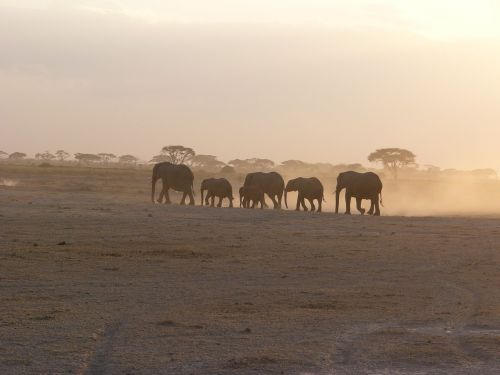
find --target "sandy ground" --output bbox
[1,166,500,374]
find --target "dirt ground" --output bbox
[1,165,500,374]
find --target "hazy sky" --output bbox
[2,1,500,168]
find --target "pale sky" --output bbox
[1,1,500,168]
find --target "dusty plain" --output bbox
[1,165,500,374]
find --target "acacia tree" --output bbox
[281,160,310,169]
[160,145,195,165]
[368,148,416,179]
[190,155,225,171]
[75,153,100,164]
[35,151,56,161]
[118,155,139,164]
[150,154,171,163]
[9,152,27,160]
[55,150,70,161]
[228,158,275,171]
[98,153,116,163]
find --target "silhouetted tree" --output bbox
[8,152,27,160]
[281,160,310,169]
[424,164,440,173]
[160,145,195,165]
[368,148,416,179]
[55,150,70,161]
[118,155,139,164]
[35,151,56,161]
[471,169,497,179]
[150,154,171,163]
[98,153,116,163]
[228,158,275,171]
[75,153,100,164]
[191,155,225,171]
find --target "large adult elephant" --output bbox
[285,177,325,212]
[335,171,383,216]
[151,162,195,205]
[200,178,234,208]
[243,172,285,209]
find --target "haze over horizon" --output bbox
[2,1,500,169]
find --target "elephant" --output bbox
[285,177,325,212]
[200,178,234,208]
[239,186,265,209]
[335,171,383,216]
[151,162,195,205]
[243,172,285,209]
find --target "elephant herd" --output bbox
[151,162,384,216]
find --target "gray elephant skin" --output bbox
[285,177,325,212]
[200,178,234,208]
[243,172,285,209]
[151,162,195,205]
[239,186,265,209]
[335,171,383,216]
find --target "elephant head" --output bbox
[284,178,299,209]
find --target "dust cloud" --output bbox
[0,178,19,187]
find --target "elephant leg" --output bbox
[180,191,187,205]
[295,194,302,211]
[188,189,195,206]
[356,197,365,215]
[210,195,215,207]
[374,199,381,216]
[367,199,375,215]
[308,198,315,212]
[317,198,322,213]
[162,184,171,204]
[268,193,279,209]
[345,192,352,214]
[164,190,171,204]
[217,196,223,208]
[205,193,211,206]
[301,197,308,211]
[160,178,170,204]
[228,197,233,208]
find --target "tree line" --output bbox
[1,146,497,180]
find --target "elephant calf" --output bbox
[200,178,234,208]
[285,177,325,212]
[239,186,265,209]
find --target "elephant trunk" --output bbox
[335,187,341,214]
[201,188,204,206]
[284,189,288,209]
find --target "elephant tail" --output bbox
[380,192,384,207]
[322,193,326,203]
